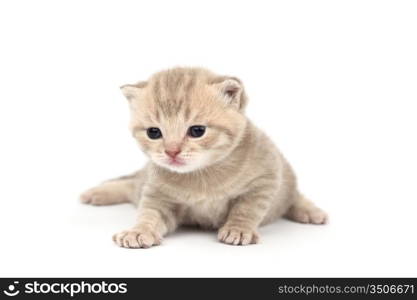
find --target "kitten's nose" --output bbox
[165,148,181,159]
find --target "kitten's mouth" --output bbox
[167,158,186,166]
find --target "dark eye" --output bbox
[188,125,206,138]
[147,127,162,139]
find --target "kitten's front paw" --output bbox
[112,228,162,249]
[218,225,260,246]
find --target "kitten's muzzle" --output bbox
[165,149,181,159]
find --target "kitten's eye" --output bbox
[147,127,162,139]
[188,125,206,138]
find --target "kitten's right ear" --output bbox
[120,81,147,102]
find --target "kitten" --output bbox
[81,67,327,248]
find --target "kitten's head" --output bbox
[121,67,248,173]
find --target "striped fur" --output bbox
[81,67,327,248]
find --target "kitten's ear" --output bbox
[211,77,248,111]
[120,81,147,102]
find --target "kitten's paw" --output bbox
[80,189,111,205]
[80,186,126,206]
[112,228,162,249]
[218,225,260,246]
[286,205,328,225]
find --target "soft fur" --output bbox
[81,67,327,248]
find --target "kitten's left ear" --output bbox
[120,81,147,102]
[211,76,248,111]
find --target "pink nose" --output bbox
[165,149,181,158]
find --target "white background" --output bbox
[0,0,416,277]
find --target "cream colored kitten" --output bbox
[81,67,327,248]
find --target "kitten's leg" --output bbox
[113,188,179,248]
[284,193,328,224]
[218,185,275,246]
[80,171,142,206]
